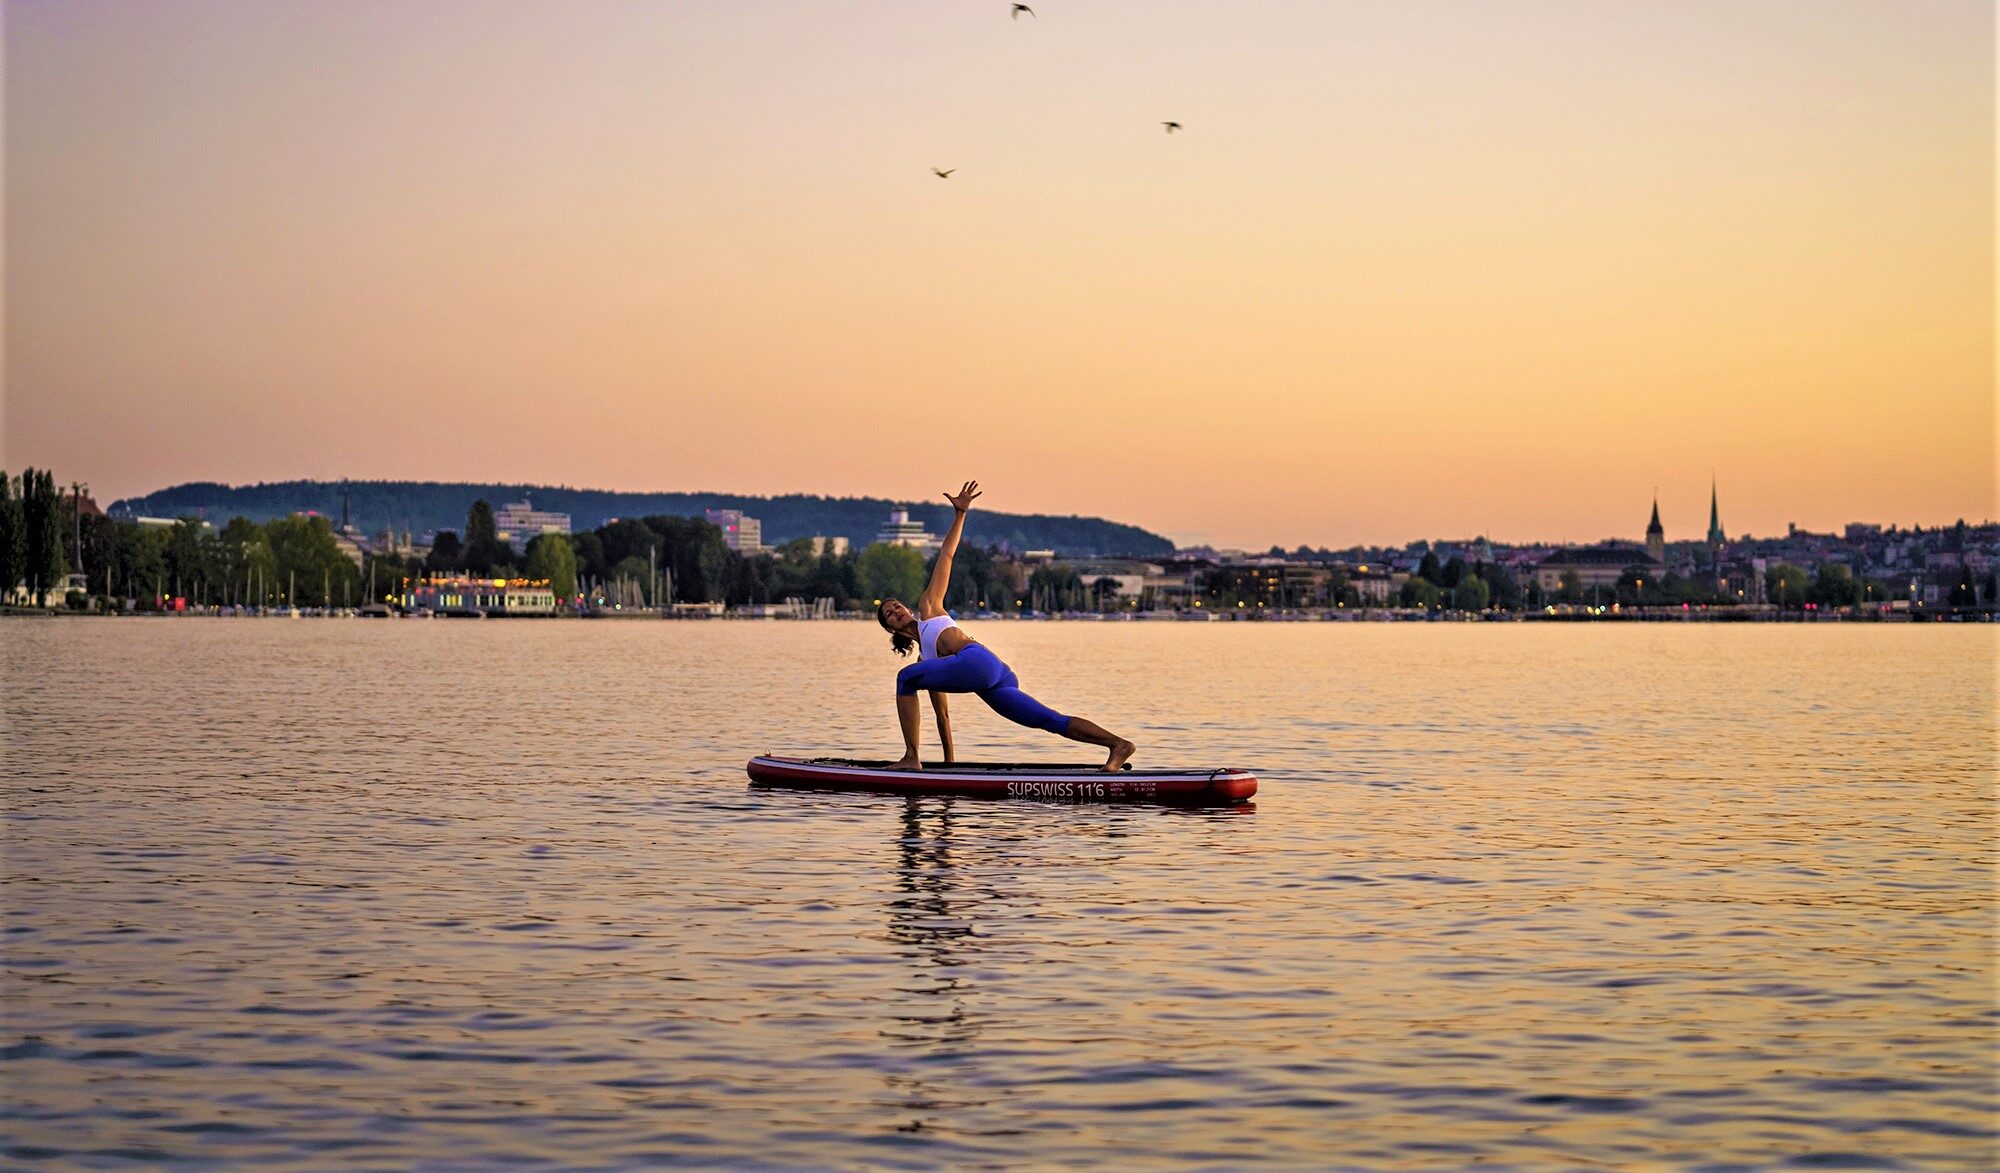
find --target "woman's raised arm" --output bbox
[919,480,981,616]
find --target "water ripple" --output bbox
[2,620,1993,1168]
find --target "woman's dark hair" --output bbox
[877,598,915,657]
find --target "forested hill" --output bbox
[109,481,1176,557]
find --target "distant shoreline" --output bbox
[7,606,1991,624]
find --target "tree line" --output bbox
[0,469,72,606]
[17,471,1998,615]
[110,479,1176,557]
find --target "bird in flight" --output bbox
[1161,121,1182,134]
[1012,4,1034,19]
[932,167,955,179]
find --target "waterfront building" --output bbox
[495,498,572,554]
[5,573,89,608]
[1347,568,1403,605]
[1533,544,1663,593]
[705,509,766,553]
[1646,498,1666,564]
[405,576,557,616]
[875,508,938,550]
[808,535,849,557]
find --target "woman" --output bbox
[877,481,1137,772]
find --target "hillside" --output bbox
[108,480,1176,558]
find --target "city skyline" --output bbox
[5,1,1993,548]
[98,471,1992,555]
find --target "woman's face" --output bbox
[880,599,915,630]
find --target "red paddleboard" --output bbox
[745,755,1257,805]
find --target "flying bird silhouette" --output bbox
[1012,4,1034,19]
[1161,121,1182,134]
[932,168,955,178]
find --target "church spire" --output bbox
[1646,492,1665,564]
[1706,475,1724,545]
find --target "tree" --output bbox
[164,519,210,602]
[597,518,658,568]
[857,542,926,605]
[1399,577,1442,610]
[814,547,861,607]
[933,543,1007,612]
[1092,576,1123,612]
[1451,575,1490,612]
[1947,566,1978,608]
[1616,566,1668,607]
[22,468,69,605]
[524,533,579,603]
[1322,566,1352,608]
[116,524,169,606]
[1417,550,1443,586]
[1765,563,1810,609]
[217,517,275,605]
[366,550,424,605]
[568,530,606,586]
[638,515,730,603]
[77,512,120,601]
[264,513,359,606]
[607,555,654,604]
[725,551,773,605]
[1480,563,1522,611]
[1439,555,1467,590]
[426,531,464,572]
[1557,569,1584,604]
[0,471,23,602]
[461,500,513,575]
[1810,564,1862,609]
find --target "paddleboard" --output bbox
[745,755,1257,805]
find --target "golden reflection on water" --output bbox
[2,620,1994,1167]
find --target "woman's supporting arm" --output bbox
[929,691,954,762]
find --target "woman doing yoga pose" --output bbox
[876,481,1136,772]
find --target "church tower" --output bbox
[1646,496,1665,564]
[1705,476,1726,568]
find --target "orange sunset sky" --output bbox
[3,1,1993,547]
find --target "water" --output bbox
[3,620,1994,1168]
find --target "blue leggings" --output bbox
[895,643,1072,735]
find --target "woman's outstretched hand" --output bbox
[944,480,982,514]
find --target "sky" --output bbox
[4,0,1993,548]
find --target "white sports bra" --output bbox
[917,613,961,661]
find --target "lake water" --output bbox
[3,619,1994,1168]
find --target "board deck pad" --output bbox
[746,755,1257,805]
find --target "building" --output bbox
[331,530,368,569]
[705,509,765,553]
[874,508,938,550]
[495,498,572,554]
[405,576,557,616]
[1534,544,1663,593]
[1646,497,1666,564]
[1705,478,1727,569]
[1075,571,1151,605]
[5,573,89,608]
[808,535,849,557]
[1347,568,1403,605]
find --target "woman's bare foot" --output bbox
[888,755,923,772]
[1103,739,1136,772]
